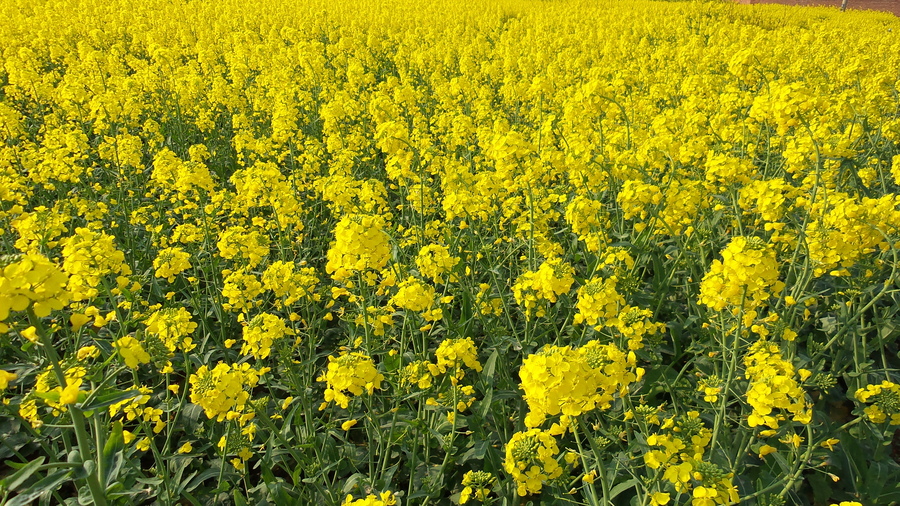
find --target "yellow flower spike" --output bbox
[342,419,358,431]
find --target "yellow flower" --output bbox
[342,491,396,506]
[0,370,17,390]
[153,247,191,282]
[820,438,840,451]
[145,307,198,353]
[115,336,151,369]
[20,326,39,344]
[189,363,267,422]
[460,470,495,503]
[326,214,391,281]
[650,492,670,506]
[136,438,151,452]
[76,345,99,361]
[758,445,778,457]
[178,442,193,454]
[240,313,294,359]
[434,338,482,377]
[1,254,70,324]
[699,237,785,311]
[317,352,383,409]
[70,313,91,331]
[503,429,563,496]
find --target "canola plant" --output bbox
[1,0,899,504]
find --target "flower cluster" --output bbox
[144,307,197,354]
[512,258,574,319]
[189,363,267,422]
[699,236,785,311]
[240,313,294,359]
[0,253,70,332]
[855,381,900,425]
[318,352,384,410]
[217,226,270,268]
[11,206,69,252]
[642,411,738,504]
[519,341,643,428]
[573,276,624,327]
[221,269,264,312]
[415,244,459,283]
[434,337,482,379]
[564,196,608,252]
[390,276,440,320]
[744,341,811,428]
[261,261,320,307]
[459,470,495,504]
[115,336,151,369]
[503,429,563,496]
[326,214,391,281]
[60,228,131,302]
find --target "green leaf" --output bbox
[609,478,639,500]
[478,385,494,419]
[233,488,248,506]
[482,349,498,382]
[101,421,125,487]
[0,456,45,492]
[806,471,832,505]
[5,469,71,506]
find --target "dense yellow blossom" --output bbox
[744,341,811,429]
[415,244,460,284]
[61,228,132,302]
[512,258,574,319]
[144,307,198,353]
[189,362,268,422]
[503,429,563,496]
[699,237,785,311]
[519,341,643,428]
[0,253,70,332]
[318,352,384,410]
[326,215,391,281]
[1,0,899,502]
[153,247,192,282]
[573,276,624,327]
[434,337,482,379]
[240,313,294,359]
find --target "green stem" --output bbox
[28,310,108,506]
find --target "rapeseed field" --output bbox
[1,0,899,504]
